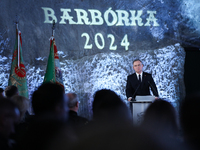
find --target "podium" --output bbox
[130,96,155,125]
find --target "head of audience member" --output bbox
[92,89,132,124]
[11,95,30,122]
[0,88,4,98]
[0,98,20,139]
[133,59,143,74]
[4,85,19,98]
[141,99,179,138]
[32,82,68,120]
[67,93,79,112]
[180,93,200,149]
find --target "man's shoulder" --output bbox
[128,73,136,77]
[128,72,152,78]
[77,115,89,122]
[143,72,152,76]
[68,111,88,124]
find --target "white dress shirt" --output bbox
[136,72,143,82]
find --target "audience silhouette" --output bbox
[4,86,18,98]
[32,82,68,120]
[0,84,195,150]
[141,99,179,139]
[0,98,20,150]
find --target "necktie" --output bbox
[139,74,142,83]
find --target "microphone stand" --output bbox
[130,83,141,102]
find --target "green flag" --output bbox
[43,37,64,88]
[8,27,29,98]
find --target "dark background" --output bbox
[184,47,200,95]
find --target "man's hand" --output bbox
[128,97,132,101]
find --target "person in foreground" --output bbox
[139,99,190,150]
[4,86,19,99]
[15,83,70,150]
[126,59,158,101]
[31,82,68,120]
[140,99,179,139]
[0,98,20,150]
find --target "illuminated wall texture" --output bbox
[0,0,198,119]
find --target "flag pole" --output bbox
[15,15,20,69]
[15,15,19,30]
[52,20,55,37]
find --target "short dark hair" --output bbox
[92,89,131,121]
[67,93,78,108]
[4,85,18,98]
[133,59,143,65]
[32,83,65,115]
[93,89,122,111]
[142,99,178,136]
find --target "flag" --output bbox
[43,37,64,88]
[8,27,29,98]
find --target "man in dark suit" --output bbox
[67,93,88,128]
[126,59,158,101]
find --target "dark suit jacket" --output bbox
[126,72,158,99]
[68,110,88,128]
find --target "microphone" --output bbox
[130,83,141,102]
[148,81,158,97]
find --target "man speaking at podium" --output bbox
[126,59,159,101]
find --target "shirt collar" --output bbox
[136,72,143,77]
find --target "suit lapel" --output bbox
[141,72,146,89]
[134,73,139,82]
[133,73,140,84]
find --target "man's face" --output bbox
[133,61,143,74]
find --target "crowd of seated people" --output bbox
[0,84,199,150]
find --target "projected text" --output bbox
[82,33,129,50]
[42,7,159,27]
